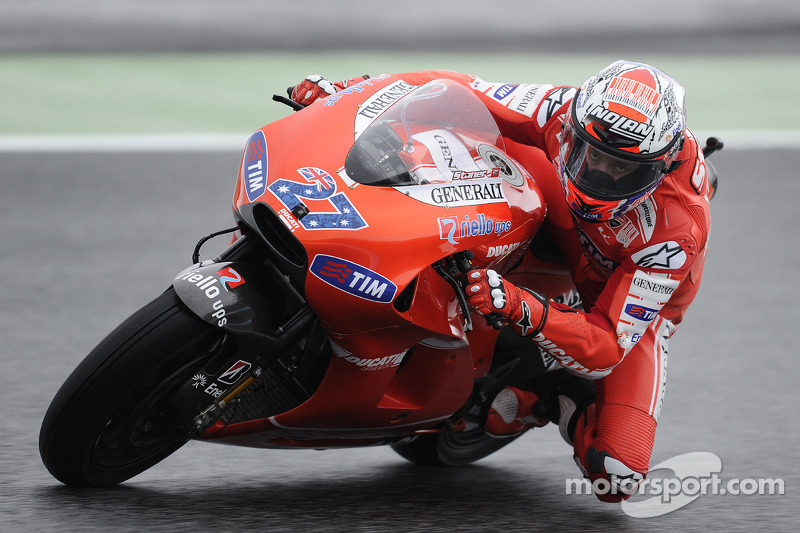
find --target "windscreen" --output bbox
[344,80,506,187]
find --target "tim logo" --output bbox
[244,130,268,202]
[310,254,397,303]
[493,84,518,100]
[625,303,659,322]
[217,360,252,385]
[217,266,245,291]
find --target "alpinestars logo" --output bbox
[632,241,687,269]
[515,300,534,335]
[537,87,576,128]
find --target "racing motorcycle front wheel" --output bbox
[39,288,227,487]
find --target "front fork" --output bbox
[168,300,318,436]
[169,230,315,435]
[180,344,266,435]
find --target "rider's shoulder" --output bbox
[621,193,707,272]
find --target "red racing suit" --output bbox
[383,70,713,497]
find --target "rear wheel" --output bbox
[391,429,524,466]
[39,289,226,487]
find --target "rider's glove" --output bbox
[289,75,338,106]
[288,74,371,107]
[465,269,549,337]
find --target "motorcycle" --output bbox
[39,75,721,487]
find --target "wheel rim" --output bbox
[91,334,223,472]
[437,428,521,466]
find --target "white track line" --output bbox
[1,130,799,152]
[0,134,246,152]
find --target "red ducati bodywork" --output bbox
[196,76,568,449]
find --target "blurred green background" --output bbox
[2,52,798,135]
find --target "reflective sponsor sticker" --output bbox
[310,254,397,303]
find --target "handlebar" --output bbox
[273,93,306,111]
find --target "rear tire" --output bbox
[391,429,524,466]
[39,289,225,487]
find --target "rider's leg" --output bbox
[483,289,592,439]
[483,367,594,438]
[570,316,675,502]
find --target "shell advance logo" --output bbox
[310,254,397,303]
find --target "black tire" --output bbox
[39,288,225,487]
[391,429,524,466]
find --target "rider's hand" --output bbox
[465,269,548,337]
[288,74,371,107]
[289,75,339,107]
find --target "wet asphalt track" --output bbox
[1,146,798,532]
[2,0,800,531]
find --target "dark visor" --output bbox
[564,134,666,201]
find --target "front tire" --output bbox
[39,289,225,487]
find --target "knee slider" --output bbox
[581,448,645,502]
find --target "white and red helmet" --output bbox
[558,60,687,221]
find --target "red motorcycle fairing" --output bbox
[197,77,551,447]
[206,280,504,448]
[235,76,545,329]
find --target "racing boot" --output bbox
[483,371,596,441]
[483,386,549,437]
[555,388,592,446]
[546,371,597,446]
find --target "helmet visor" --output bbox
[564,133,667,201]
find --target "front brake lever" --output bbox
[433,262,473,332]
[273,94,305,111]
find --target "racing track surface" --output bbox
[1,147,798,531]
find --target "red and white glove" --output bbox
[288,74,371,107]
[289,75,339,106]
[465,269,548,337]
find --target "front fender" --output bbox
[173,261,279,339]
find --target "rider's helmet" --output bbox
[558,60,687,221]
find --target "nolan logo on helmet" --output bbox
[588,104,654,144]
